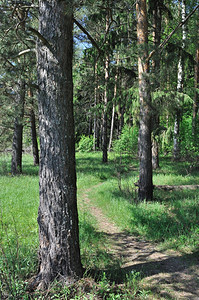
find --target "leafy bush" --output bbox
[113,125,138,154]
[77,135,94,152]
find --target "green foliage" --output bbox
[77,135,94,152]
[180,114,199,156]
[113,125,138,154]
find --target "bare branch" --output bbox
[28,26,53,51]
[12,48,36,58]
[73,18,101,54]
[148,4,199,61]
[0,53,15,68]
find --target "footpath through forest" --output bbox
[81,184,199,300]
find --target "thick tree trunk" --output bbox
[136,0,153,201]
[173,0,186,161]
[11,79,25,175]
[36,0,82,289]
[30,107,39,166]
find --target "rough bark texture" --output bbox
[11,79,25,175]
[36,0,82,289]
[136,0,153,200]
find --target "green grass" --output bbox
[87,154,199,253]
[0,152,199,298]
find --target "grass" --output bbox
[88,153,199,253]
[0,151,199,298]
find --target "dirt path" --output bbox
[80,185,199,300]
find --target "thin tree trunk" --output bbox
[102,3,110,163]
[108,104,115,152]
[28,89,39,166]
[173,0,186,161]
[192,11,199,138]
[118,104,125,136]
[11,79,25,175]
[136,0,153,201]
[93,59,98,150]
[108,56,119,152]
[151,1,162,170]
[96,119,100,149]
[35,0,82,289]
[30,107,39,166]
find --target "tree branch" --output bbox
[73,18,101,54]
[13,48,36,58]
[148,4,199,61]
[27,26,53,51]
[0,53,15,68]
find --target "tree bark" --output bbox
[36,0,82,289]
[136,0,153,201]
[11,79,25,175]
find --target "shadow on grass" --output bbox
[121,248,199,298]
[79,215,121,276]
[88,230,199,298]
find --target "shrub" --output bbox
[113,125,138,154]
[77,135,94,152]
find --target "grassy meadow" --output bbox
[0,152,199,299]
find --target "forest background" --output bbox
[0,0,199,299]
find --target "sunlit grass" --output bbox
[86,154,199,253]
[0,151,199,298]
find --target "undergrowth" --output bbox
[0,152,199,298]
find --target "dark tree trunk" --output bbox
[136,0,153,201]
[30,107,39,166]
[96,119,100,149]
[11,79,25,175]
[118,104,125,136]
[192,11,199,138]
[36,0,82,289]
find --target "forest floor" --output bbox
[81,184,199,300]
